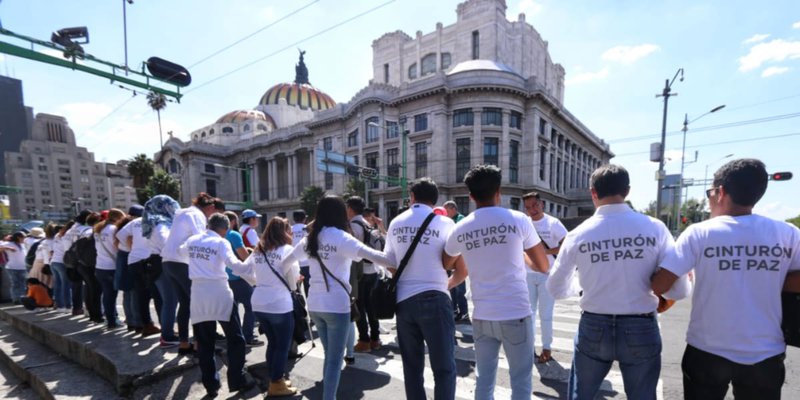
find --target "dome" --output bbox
[216,110,276,129]
[259,82,336,111]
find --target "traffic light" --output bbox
[146,57,192,87]
[770,172,793,181]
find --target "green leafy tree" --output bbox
[300,185,325,220]
[128,154,155,204]
[678,198,707,233]
[641,200,657,217]
[148,169,181,201]
[343,178,365,200]
[787,214,800,229]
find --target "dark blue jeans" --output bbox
[255,311,294,381]
[94,269,118,324]
[396,290,456,400]
[569,312,662,400]
[163,261,191,342]
[193,306,247,392]
[229,279,255,341]
[449,281,468,316]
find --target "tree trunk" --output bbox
[157,110,163,148]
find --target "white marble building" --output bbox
[157,0,613,221]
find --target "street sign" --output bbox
[360,167,377,179]
[315,150,356,175]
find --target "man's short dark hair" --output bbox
[292,210,306,223]
[346,196,366,214]
[713,158,768,206]
[522,192,541,202]
[363,207,376,217]
[410,178,439,205]
[464,164,502,203]
[590,164,630,199]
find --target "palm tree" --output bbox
[128,154,154,189]
[147,91,167,148]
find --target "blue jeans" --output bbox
[473,316,535,400]
[310,311,351,400]
[6,269,27,302]
[194,306,247,392]
[94,269,118,324]
[50,262,71,308]
[123,290,141,327]
[229,279,255,341]
[163,262,191,342]
[527,273,555,350]
[569,312,662,400]
[450,281,468,316]
[255,311,294,381]
[154,272,178,341]
[396,290,456,400]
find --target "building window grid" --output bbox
[323,137,333,151]
[366,152,379,189]
[415,142,427,178]
[365,117,380,143]
[414,114,428,132]
[408,63,417,80]
[441,53,452,70]
[471,30,479,60]
[386,148,399,187]
[386,121,399,139]
[481,108,502,126]
[510,111,522,129]
[455,196,470,215]
[483,138,499,167]
[456,138,471,182]
[510,197,521,211]
[453,109,474,127]
[421,53,437,76]
[347,129,359,147]
[509,140,519,184]
[539,146,547,181]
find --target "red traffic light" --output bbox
[770,172,793,181]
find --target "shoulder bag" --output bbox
[371,213,436,320]
[260,248,310,344]
[783,291,800,347]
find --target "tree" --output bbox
[641,200,657,217]
[300,185,325,220]
[128,154,155,204]
[147,91,167,148]
[678,198,707,233]
[343,177,365,200]
[148,169,181,201]
[787,214,800,229]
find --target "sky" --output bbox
[1,0,799,220]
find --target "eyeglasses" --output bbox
[705,187,717,199]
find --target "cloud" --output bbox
[565,67,609,85]
[761,66,790,77]
[754,201,800,221]
[793,21,800,29]
[739,39,800,72]
[743,33,770,44]
[601,44,660,65]
[518,0,543,16]
[57,102,114,128]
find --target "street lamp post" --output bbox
[654,68,684,224]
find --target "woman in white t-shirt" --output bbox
[230,217,300,397]
[3,232,27,303]
[94,209,125,329]
[29,224,56,288]
[50,222,74,311]
[291,196,395,400]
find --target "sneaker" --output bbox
[354,341,371,353]
[178,345,196,356]
[344,356,355,365]
[245,338,264,347]
[370,340,382,351]
[141,324,161,337]
[160,337,180,348]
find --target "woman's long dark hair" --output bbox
[306,195,351,258]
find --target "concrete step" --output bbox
[0,319,119,399]
[0,304,197,395]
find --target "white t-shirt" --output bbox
[115,222,134,254]
[548,203,688,315]
[179,230,245,281]
[661,214,800,364]
[236,245,300,314]
[94,224,119,270]
[240,223,260,248]
[385,204,455,302]
[126,218,161,264]
[291,223,309,267]
[51,235,67,264]
[35,238,53,265]
[292,226,389,314]
[444,206,541,321]
[530,213,569,274]
[4,242,26,270]
[162,206,207,264]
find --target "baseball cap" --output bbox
[241,209,261,219]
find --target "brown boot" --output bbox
[267,379,298,397]
[141,323,161,337]
[354,340,371,353]
[370,340,382,351]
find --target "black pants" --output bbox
[300,266,310,296]
[76,263,102,321]
[129,258,163,326]
[356,273,380,342]
[682,344,785,400]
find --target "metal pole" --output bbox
[655,80,671,226]
[401,119,408,206]
[122,0,129,75]
[364,176,369,207]
[673,113,688,234]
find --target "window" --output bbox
[383,63,389,83]
[325,172,333,190]
[472,30,480,59]
[41,190,50,196]
[206,179,217,197]
[386,148,399,187]
[168,159,181,174]
[57,159,70,166]
[366,152,379,189]
[415,142,427,178]
[539,146,547,180]
[455,196,470,215]
[365,117,379,143]
[38,164,47,171]
[80,169,89,175]
[201,131,206,137]
[347,129,359,147]
[421,53,437,76]
[58,167,70,174]
[510,197,521,211]
[441,53,452,70]
[323,137,333,151]
[509,140,519,184]
[386,121,399,139]
[453,109,474,127]
[550,153,555,185]
[408,63,417,79]
[243,124,251,132]
[456,138,471,182]
[482,108,502,126]
[483,138,499,166]
[414,114,428,132]
[510,111,522,129]
[257,124,268,131]
[222,126,233,134]
[209,129,215,135]
[205,163,216,173]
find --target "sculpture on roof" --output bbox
[295,49,309,85]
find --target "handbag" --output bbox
[315,255,360,322]
[782,291,800,347]
[371,213,436,320]
[261,249,310,344]
[42,264,52,275]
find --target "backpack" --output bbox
[25,239,44,267]
[64,235,97,270]
[349,220,384,299]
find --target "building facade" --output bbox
[157,0,613,221]
[4,113,137,220]
[0,75,33,186]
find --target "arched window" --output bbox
[441,52,452,70]
[222,126,234,134]
[168,159,181,174]
[209,128,215,135]
[243,124,251,132]
[257,124,268,131]
[408,63,417,80]
[201,131,206,137]
[421,53,436,76]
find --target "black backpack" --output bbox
[64,235,97,270]
[25,239,44,267]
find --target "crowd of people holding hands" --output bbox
[0,158,798,400]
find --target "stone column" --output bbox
[500,110,511,183]
[268,159,277,200]
[289,154,297,199]
[250,161,260,204]
[472,108,482,168]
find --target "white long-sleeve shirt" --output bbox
[162,206,207,264]
[95,225,118,270]
[231,244,300,314]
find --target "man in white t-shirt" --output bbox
[522,192,568,364]
[444,164,549,400]
[653,158,800,400]
[548,164,691,400]
[239,209,261,249]
[385,178,464,400]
